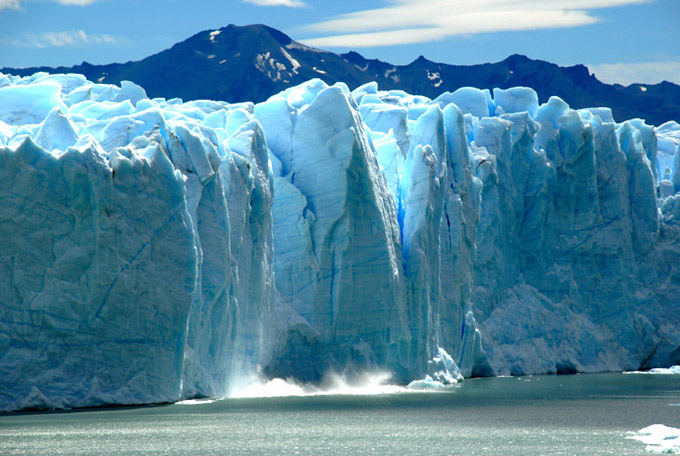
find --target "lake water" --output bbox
[1,373,679,455]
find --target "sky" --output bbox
[0,0,678,86]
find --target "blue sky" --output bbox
[0,0,678,86]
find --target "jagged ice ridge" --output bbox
[0,71,679,412]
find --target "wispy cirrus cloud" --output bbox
[242,0,308,7]
[2,30,123,48]
[588,61,680,86]
[0,0,20,10]
[300,0,654,48]
[56,0,99,5]
[0,0,99,10]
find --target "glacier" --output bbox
[0,72,678,412]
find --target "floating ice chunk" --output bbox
[627,424,680,454]
[175,398,219,405]
[406,376,447,390]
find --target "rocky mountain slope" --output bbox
[4,24,679,125]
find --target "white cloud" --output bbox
[300,0,653,48]
[3,30,122,48]
[242,0,308,7]
[0,0,20,10]
[56,0,99,5]
[0,0,99,9]
[588,61,680,86]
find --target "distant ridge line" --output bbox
[3,23,679,125]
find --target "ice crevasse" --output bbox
[0,72,678,412]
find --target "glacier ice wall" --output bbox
[255,82,412,382]
[0,72,679,412]
[0,73,275,411]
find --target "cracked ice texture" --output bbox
[0,71,679,412]
[0,73,275,411]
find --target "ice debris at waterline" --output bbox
[0,72,679,412]
[625,366,680,375]
[628,425,680,454]
[230,372,427,398]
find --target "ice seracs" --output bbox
[256,81,411,381]
[0,73,275,411]
[0,71,678,412]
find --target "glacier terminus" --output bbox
[0,71,679,412]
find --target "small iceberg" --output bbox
[627,424,680,454]
[406,375,448,391]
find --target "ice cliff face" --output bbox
[0,72,678,412]
[0,74,275,410]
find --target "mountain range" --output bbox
[4,24,679,126]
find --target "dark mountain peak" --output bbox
[504,54,533,65]
[228,23,293,45]
[563,63,593,84]
[2,24,678,124]
[564,63,589,75]
[341,51,367,65]
[502,55,553,75]
[261,26,294,45]
[409,55,432,66]
[196,23,293,49]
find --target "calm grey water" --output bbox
[1,373,679,455]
